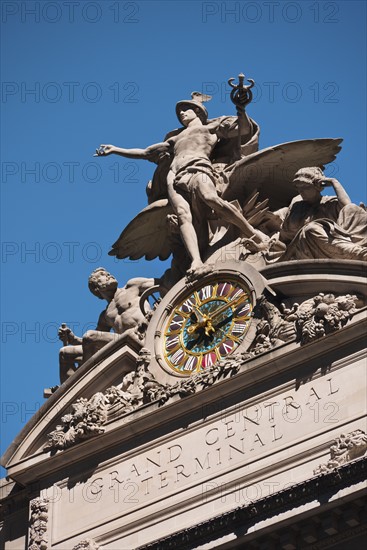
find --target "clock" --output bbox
[144,262,269,383]
[162,276,253,375]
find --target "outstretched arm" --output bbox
[322,177,351,207]
[94,141,171,161]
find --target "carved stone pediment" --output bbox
[2,335,141,484]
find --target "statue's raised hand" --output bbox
[321,177,339,188]
[58,324,73,345]
[94,144,115,157]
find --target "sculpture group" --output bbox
[48,73,366,393]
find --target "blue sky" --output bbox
[1,0,366,476]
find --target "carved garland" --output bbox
[28,498,49,550]
[44,293,360,452]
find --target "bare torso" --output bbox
[103,287,146,333]
[170,124,218,173]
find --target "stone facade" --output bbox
[1,77,366,549]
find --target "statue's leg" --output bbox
[167,173,203,270]
[82,330,116,362]
[191,187,210,258]
[59,345,83,384]
[195,173,257,239]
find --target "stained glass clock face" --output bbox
[162,277,253,375]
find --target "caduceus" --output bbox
[228,73,255,160]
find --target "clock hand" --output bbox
[210,294,248,322]
[191,305,205,322]
[188,305,215,337]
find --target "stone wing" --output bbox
[222,138,343,210]
[109,199,174,261]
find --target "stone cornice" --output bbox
[137,456,367,550]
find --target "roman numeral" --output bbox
[166,335,180,351]
[230,288,245,300]
[217,282,232,296]
[181,296,196,313]
[184,355,198,371]
[198,285,212,301]
[232,322,246,336]
[169,349,185,365]
[202,352,216,368]
[221,341,234,354]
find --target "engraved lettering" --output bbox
[83,477,103,503]
[271,423,283,442]
[194,453,211,474]
[109,470,123,487]
[109,471,123,503]
[224,419,236,438]
[201,482,219,503]
[264,401,280,422]
[175,464,191,482]
[228,438,245,460]
[306,387,321,405]
[263,481,280,495]
[89,477,103,495]
[145,451,161,472]
[130,463,141,477]
[123,482,139,504]
[242,406,261,429]
[250,433,265,451]
[327,377,339,395]
[168,444,182,462]
[141,476,153,495]
[282,396,302,423]
[205,427,219,445]
[159,470,169,489]
[323,402,339,423]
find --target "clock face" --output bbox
[162,277,253,375]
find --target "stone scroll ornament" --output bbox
[28,498,49,550]
[314,430,367,474]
